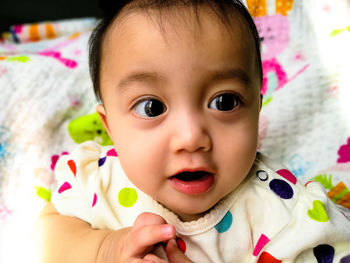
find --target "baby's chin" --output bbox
[176,209,211,222]
[159,198,220,222]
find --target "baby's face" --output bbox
[98,7,261,221]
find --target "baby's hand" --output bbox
[98,212,176,263]
[127,212,177,260]
[143,239,194,263]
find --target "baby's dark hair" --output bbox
[89,0,262,102]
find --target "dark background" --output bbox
[0,0,103,33]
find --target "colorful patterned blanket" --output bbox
[0,0,349,262]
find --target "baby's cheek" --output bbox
[121,156,163,196]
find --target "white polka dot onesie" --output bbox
[52,141,350,262]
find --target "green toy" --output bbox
[68,112,113,146]
[312,174,334,190]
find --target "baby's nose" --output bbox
[169,113,211,153]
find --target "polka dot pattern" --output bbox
[118,188,138,207]
[269,179,294,199]
[215,211,233,233]
[92,193,97,207]
[313,244,334,263]
[276,169,297,185]
[58,181,72,194]
[253,234,270,256]
[67,159,77,176]
[107,148,118,157]
[55,145,347,262]
[340,255,350,263]
[176,237,186,253]
[256,170,268,181]
[98,148,118,167]
[307,200,330,222]
[98,157,106,167]
[257,252,282,263]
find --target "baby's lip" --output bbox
[169,168,215,195]
[171,167,215,177]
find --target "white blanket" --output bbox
[0,1,350,262]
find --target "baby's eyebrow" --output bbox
[209,68,251,85]
[117,71,164,91]
[116,68,251,92]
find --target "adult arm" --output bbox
[36,202,192,263]
[36,202,112,263]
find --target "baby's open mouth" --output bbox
[172,171,212,181]
[170,171,215,195]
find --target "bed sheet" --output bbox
[0,0,350,262]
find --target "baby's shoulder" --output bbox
[54,141,121,189]
[251,153,301,191]
[60,140,115,160]
[245,153,333,210]
[55,141,117,171]
[243,153,350,222]
[232,154,350,262]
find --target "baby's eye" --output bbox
[134,98,166,118]
[209,93,240,111]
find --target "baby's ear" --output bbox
[96,104,111,137]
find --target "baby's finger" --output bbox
[144,253,168,263]
[127,224,176,257]
[133,212,168,230]
[165,239,193,263]
[126,258,156,263]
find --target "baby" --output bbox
[37,0,350,262]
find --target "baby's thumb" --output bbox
[133,212,167,229]
[165,239,193,263]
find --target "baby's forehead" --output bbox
[89,2,262,101]
[97,4,262,96]
[104,5,256,50]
